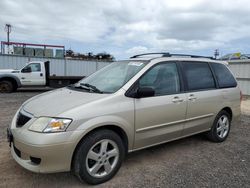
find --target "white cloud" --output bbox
[0,0,250,58]
[126,46,148,55]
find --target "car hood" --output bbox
[22,87,110,117]
[0,69,15,73]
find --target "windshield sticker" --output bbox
[128,62,144,66]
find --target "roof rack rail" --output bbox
[130,52,170,58]
[130,52,215,60]
[169,53,215,59]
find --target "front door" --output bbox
[20,63,45,86]
[134,62,187,149]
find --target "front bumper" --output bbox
[9,111,86,173]
[10,136,78,173]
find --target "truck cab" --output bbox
[15,61,46,86]
[0,61,83,93]
[0,61,47,92]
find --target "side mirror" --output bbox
[136,87,155,98]
[22,66,32,73]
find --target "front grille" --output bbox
[16,113,31,128]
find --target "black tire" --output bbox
[12,85,18,92]
[72,129,125,185]
[206,110,231,142]
[0,80,13,93]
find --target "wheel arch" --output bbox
[0,75,21,89]
[220,107,233,120]
[71,124,129,170]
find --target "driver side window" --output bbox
[22,63,41,72]
[139,62,180,96]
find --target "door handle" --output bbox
[172,96,184,103]
[40,73,43,77]
[21,77,25,79]
[188,94,197,101]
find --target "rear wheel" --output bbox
[207,110,231,142]
[73,129,125,185]
[0,81,13,93]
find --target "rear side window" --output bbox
[182,62,216,91]
[210,63,237,88]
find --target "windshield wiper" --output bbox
[67,83,103,93]
[80,83,103,93]
[67,84,90,91]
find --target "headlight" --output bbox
[28,117,72,133]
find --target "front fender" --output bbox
[0,74,21,87]
[74,115,134,151]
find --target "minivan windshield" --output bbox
[73,61,146,93]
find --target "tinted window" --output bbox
[210,63,237,88]
[182,62,215,91]
[139,63,180,96]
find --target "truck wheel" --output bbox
[0,81,13,93]
[73,129,125,185]
[206,110,231,142]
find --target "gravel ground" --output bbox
[0,90,249,188]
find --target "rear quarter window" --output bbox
[210,63,237,88]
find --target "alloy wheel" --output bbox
[85,139,119,178]
[216,115,230,139]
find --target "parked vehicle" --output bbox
[7,53,241,185]
[220,53,250,60]
[0,61,83,92]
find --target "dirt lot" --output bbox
[0,90,249,188]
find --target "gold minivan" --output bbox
[7,53,241,184]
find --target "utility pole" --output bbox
[4,24,12,54]
[214,49,219,59]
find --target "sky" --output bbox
[0,0,250,60]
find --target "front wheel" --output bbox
[207,110,231,142]
[72,129,125,185]
[0,81,13,93]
